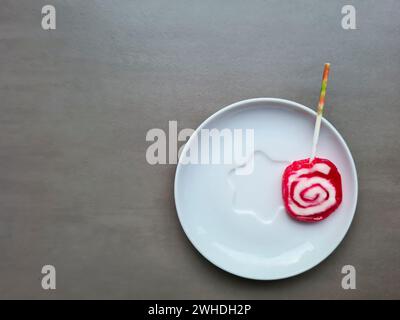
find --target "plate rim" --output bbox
[174,97,358,280]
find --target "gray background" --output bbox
[0,0,399,299]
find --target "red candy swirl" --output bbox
[282,157,342,222]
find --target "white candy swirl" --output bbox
[287,163,337,216]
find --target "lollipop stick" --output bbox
[310,63,330,162]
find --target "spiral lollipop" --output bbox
[282,157,342,222]
[282,63,343,222]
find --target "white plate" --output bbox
[174,98,358,280]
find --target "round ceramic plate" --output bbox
[174,98,358,280]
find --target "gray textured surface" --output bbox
[0,0,399,299]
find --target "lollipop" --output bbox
[282,157,342,222]
[282,63,343,222]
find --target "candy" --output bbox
[282,157,342,222]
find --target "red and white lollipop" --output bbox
[282,63,343,222]
[282,157,342,222]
